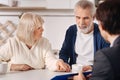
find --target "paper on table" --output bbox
[51,71,92,80]
[51,73,78,80]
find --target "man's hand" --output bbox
[56,59,71,72]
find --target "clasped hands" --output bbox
[10,64,34,71]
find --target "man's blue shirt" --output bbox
[59,23,110,66]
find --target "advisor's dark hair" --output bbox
[96,1,120,35]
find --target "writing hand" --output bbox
[56,59,71,72]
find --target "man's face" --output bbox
[74,7,94,34]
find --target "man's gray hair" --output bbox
[74,0,96,16]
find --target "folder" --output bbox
[51,71,92,80]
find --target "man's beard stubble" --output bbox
[79,23,93,34]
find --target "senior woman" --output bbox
[0,12,71,72]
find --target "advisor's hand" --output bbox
[82,65,92,72]
[73,72,86,80]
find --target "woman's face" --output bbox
[34,26,44,41]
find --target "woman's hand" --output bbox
[56,59,71,72]
[10,64,34,71]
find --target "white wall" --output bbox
[43,16,75,49]
[0,0,9,6]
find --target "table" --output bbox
[0,69,72,80]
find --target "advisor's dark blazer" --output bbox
[90,36,120,80]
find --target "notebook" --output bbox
[51,71,92,80]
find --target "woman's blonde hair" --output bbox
[16,12,44,46]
